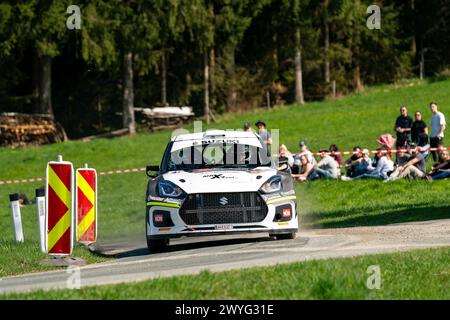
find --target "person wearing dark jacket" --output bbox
[411,111,428,146]
[394,106,413,149]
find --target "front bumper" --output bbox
[146,195,298,239]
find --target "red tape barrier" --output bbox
[294,146,450,157]
[0,167,146,185]
[1,146,449,185]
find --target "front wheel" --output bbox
[271,233,296,240]
[147,238,169,253]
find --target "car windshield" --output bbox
[167,142,271,171]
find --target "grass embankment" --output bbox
[0,78,449,277]
[4,247,450,299]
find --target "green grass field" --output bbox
[0,77,449,279]
[3,247,450,299]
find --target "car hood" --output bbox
[161,167,277,193]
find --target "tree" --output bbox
[281,0,309,104]
[0,1,70,116]
[213,0,269,111]
[81,0,160,134]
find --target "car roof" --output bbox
[170,130,263,151]
[171,130,260,142]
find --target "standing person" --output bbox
[255,120,272,146]
[429,102,447,162]
[243,122,253,132]
[411,111,428,146]
[394,105,413,151]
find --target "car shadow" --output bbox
[113,235,275,258]
[90,236,276,259]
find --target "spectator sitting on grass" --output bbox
[346,148,372,177]
[426,150,450,181]
[396,149,412,166]
[329,144,343,168]
[292,154,315,182]
[357,149,374,175]
[308,149,340,180]
[342,148,394,181]
[387,142,430,181]
[293,140,317,173]
[345,146,363,177]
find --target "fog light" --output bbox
[154,214,164,223]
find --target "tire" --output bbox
[147,238,169,253]
[274,233,296,240]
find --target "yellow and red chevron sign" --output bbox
[76,168,97,244]
[46,161,74,255]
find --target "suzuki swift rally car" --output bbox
[145,130,298,252]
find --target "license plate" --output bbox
[215,224,233,230]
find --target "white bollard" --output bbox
[36,188,46,252]
[9,193,24,242]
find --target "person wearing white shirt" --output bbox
[430,102,446,162]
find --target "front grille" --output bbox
[179,192,268,225]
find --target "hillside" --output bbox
[0,78,449,276]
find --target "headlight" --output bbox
[158,180,185,198]
[259,175,282,194]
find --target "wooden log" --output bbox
[0,113,67,147]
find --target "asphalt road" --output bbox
[1,219,450,295]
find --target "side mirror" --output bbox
[276,157,290,172]
[146,165,159,178]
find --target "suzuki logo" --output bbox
[219,197,228,205]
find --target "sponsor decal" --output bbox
[281,190,296,196]
[193,138,240,146]
[282,208,291,218]
[148,195,165,201]
[263,193,282,200]
[164,198,183,205]
[266,195,297,205]
[202,173,236,180]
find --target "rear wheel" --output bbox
[271,233,296,240]
[147,238,169,253]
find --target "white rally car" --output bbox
[145,130,298,252]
